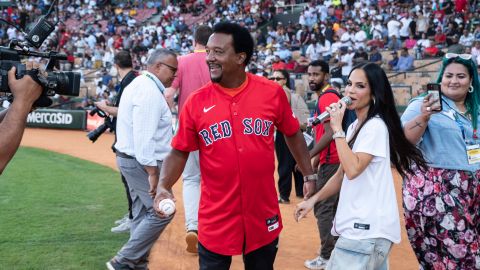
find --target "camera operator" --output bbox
[94,51,138,233]
[0,64,42,175]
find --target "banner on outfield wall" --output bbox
[26,109,87,130]
[86,110,105,131]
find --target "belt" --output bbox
[116,151,135,159]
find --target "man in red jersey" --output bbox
[164,25,213,254]
[154,22,315,270]
[304,60,341,270]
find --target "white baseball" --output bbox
[158,198,175,216]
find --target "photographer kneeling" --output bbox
[0,64,42,174]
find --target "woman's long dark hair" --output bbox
[347,63,427,178]
[277,69,292,90]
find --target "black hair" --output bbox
[194,25,213,46]
[347,63,426,178]
[213,22,254,65]
[308,60,330,74]
[331,81,342,90]
[318,34,326,46]
[114,50,133,69]
[275,69,291,89]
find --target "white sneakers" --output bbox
[304,256,328,270]
[111,215,132,233]
[114,214,129,225]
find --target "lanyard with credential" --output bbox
[442,98,478,141]
[442,98,480,164]
[143,73,164,94]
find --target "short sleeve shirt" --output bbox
[333,117,401,244]
[314,90,340,164]
[172,73,300,255]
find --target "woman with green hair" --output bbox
[401,54,480,269]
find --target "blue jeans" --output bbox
[327,237,392,270]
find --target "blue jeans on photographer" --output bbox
[326,236,393,270]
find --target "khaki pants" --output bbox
[314,163,340,260]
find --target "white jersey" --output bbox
[332,117,401,244]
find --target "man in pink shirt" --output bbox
[164,25,213,254]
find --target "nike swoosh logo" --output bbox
[203,105,216,113]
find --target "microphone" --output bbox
[311,96,352,126]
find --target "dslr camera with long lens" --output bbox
[0,1,80,106]
[87,107,115,143]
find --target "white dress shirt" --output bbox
[115,71,173,166]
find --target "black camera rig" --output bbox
[0,0,80,107]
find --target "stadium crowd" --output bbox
[2,0,480,103]
[2,1,480,269]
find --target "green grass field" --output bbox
[0,147,129,270]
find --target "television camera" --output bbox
[0,0,80,107]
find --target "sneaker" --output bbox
[106,258,133,270]
[111,219,131,233]
[185,230,198,253]
[278,197,290,204]
[114,214,129,225]
[304,256,328,270]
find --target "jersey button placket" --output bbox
[232,100,238,116]
[231,98,246,242]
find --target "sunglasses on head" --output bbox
[445,53,472,60]
[269,77,285,81]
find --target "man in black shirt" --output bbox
[95,51,137,233]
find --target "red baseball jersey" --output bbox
[172,73,300,255]
[314,90,340,164]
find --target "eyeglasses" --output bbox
[158,62,177,73]
[269,77,286,81]
[445,53,472,60]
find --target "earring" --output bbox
[372,98,376,105]
[469,85,474,93]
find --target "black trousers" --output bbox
[199,238,279,270]
[275,132,304,200]
[120,173,133,219]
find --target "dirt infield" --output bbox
[21,128,419,270]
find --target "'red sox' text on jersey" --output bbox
[172,73,300,256]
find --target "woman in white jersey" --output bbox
[295,63,426,270]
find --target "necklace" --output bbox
[458,110,472,120]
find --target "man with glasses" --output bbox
[106,49,177,270]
